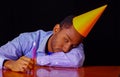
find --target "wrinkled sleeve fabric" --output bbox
[37,43,85,67]
[0,36,23,69]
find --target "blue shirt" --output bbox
[0,30,85,69]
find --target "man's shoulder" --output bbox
[16,30,52,39]
[36,30,53,35]
[20,29,52,35]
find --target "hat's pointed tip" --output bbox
[73,4,108,37]
[100,4,108,10]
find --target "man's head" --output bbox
[48,4,107,53]
[48,15,84,53]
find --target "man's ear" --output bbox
[53,24,61,34]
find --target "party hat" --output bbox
[73,4,107,37]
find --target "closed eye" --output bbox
[64,38,69,43]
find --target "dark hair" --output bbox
[60,15,85,39]
[60,15,75,29]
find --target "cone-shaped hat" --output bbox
[73,4,107,37]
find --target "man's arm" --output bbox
[0,31,40,72]
[0,37,34,72]
[37,43,85,67]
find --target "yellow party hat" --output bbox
[73,4,107,37]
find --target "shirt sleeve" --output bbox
[37,43,85,67]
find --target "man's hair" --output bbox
[59,15,85,39]
[60,15,75,29]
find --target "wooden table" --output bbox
[0,66,120,77]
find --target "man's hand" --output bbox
[4,56,34,72]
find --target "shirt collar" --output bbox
[37,31,53,52]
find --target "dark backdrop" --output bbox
[0,0,119,66]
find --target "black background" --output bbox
[0,0,119,66]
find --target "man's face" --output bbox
[49,24,84,53]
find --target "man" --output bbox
[0,4,107,72]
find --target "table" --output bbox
[0,66,120,77]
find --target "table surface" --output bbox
[0,66,120,77]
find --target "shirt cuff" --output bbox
[0,58,5,69]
